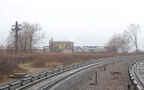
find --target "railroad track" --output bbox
[0,55,144,90]
[128,58,144,90]
[39,60,116,90]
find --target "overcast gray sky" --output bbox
[0,0,144,49]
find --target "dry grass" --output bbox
[19,63,50,75]
[0,52,143,82]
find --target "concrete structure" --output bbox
[49,39,74,53]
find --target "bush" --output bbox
[0,58,20,74]
[0,52,142,82]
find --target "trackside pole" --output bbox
[113,61,114,67]
[95,71,97,85]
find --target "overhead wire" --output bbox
[0,32,14,47]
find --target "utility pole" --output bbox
[15,21,18,54]
[12,21,22,54]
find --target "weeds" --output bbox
[0,52,143,82]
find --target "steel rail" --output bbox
[41,55,144,90]
[128,59,144,90]
[18,59,113,90]
[0,57,111,90]
[0,55,144,90]
[39,60,114,90]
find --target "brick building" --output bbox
[49,39,74,53]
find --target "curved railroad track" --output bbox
[0,55,144,90]
[128,58,144,90]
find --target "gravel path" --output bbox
[73,60,135,90]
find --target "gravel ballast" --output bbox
[54,59,135,90]
[73,60,135,90]
[0,58,137,90]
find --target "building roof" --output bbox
[51,41,74,43]
[74,46,82,49]
[83,46,104,48]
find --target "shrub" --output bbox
[0,52,143,82]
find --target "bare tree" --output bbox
[19,28,30,53]
[106,34,120,52]
[6,31,15,53]
[125,24,140,53]
[7,22,45,54]
[105,46,117,52]
[19,22,45,53]
[106,32,131,53]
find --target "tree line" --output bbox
[106,24,141,53]
[1,22,142,54]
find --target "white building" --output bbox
[34,46,50,53]
[83,46,106,53]
[73,46,83,53]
